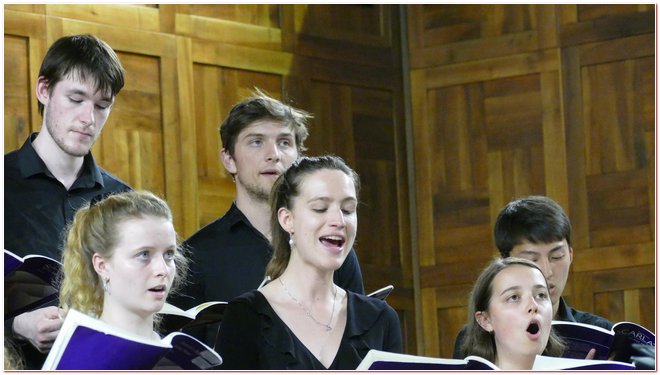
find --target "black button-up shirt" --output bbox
[4,132,131,260]
[5,133,131,369]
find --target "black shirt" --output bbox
[4,133,131,369]
[452,296,614,359]
[215,290,402,369]
[5,133,131,259]
[170,202,365,344]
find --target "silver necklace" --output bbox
[279,277,337,331]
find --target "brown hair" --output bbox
[265,155,360,279]
[37,34,125,115]
[219,88,311,160]
[460,257,564,361]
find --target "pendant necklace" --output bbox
[279,277,337,331]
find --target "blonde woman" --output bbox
[59,191,188,340]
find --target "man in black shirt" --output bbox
[4,34,130,369]
[453,196,613,359]
[170,90,364,345]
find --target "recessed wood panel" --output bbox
[192,64,281,229]
[409,4,655,357]
[4,35,31,151]
[179,4,279,28]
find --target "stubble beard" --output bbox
[45,110,93,158]
[237,174,271,203]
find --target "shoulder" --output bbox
[571,308,614,330]
[561,298,614,330]
[226,290,270,317]
[184,214,232,247]
[4,151,20,179]
[97,167,131,192]
[348,291,397,320]
[5,148,19,164]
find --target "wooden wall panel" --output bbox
[4,35,31,151]
[408,4,655,358]
[4,4,415,355]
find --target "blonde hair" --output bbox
[59,191,189,317]
[4,339,23,370]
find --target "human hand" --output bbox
[12,306,64,352]
[584,348,597,360]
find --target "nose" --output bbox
[265,140,281,162]
[527,295,539,314]
[537,257,553,279]
[328,206,346,227]
[154,255,170,277]
[80,102,95,126]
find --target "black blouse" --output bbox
[215,290,402,370]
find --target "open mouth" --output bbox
[320,235,345,248]
[149,285,166,293]
[527,321,540,335]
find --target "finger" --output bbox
[585,348,596,360]
[42,306,61,319]
[39,318,64,333]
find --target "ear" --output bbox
[475,311,493,333]
[568,246,574,264]
[278,207,294,234]
[36,76,50,107]
[92,253,109,279]
[221,148,237,175]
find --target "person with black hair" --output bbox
[5,34,130,369]
[453,196,612,359]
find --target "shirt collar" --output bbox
[555,297,576,322]
[17,132,105,188]
[225,201,268,238]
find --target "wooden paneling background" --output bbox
[408,4,655,357]
[3,4,415,353]
[4,4,655,358]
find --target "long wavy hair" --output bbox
[58,191,189,318]
[460,257,564,362]
[265,155,360,280]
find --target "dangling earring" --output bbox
[103,278,111,295]
[288,232,295,248]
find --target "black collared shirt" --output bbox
[170,202,365,344]
[555,296,613,330]
[4,133,131,260]
[5,133,131,369]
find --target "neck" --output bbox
[100,302,156,339]
[235,191,272,240]
[32,130,84,190]
[280,258,335,300]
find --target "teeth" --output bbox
[324,236,343,241]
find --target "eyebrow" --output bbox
[500,286,521,296]
[499,284,548,296]
[517,243,566,256]
[307,196,357,204]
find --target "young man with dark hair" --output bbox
[5,34,131,368]
[171,90,364,345]
[453,195,612,359]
